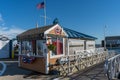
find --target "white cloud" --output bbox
[0,26,25,39]
[0,13,25,39]
[0,24,25,39]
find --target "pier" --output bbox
[0,48,117,80]
[0,60,110,80]
[61,62,108,80]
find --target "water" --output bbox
[107,47,120,54]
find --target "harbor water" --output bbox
[107,47,120,54]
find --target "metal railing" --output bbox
[104,52,120,80]
[0,61,6,76]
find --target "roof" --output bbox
[17,24,97,40]
[106,36,120,40]
[17,24,54,40]
[63,27,97,40]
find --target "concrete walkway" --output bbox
[0,60,60,80]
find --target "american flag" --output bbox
[37,2,44,9]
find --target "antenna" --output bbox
[40,15,51,20]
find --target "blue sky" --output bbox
[0,0,120,44]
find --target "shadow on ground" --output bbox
[0,60,109,80]
[1,62,60,80]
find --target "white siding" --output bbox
[86,40,95,50]
[69,39,84,55]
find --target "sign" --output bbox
[54,26,62,35]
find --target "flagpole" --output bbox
[104,25,107,50]
[36,21,38,28]
[44,0,46,25]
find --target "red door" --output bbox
[57,40,63,55]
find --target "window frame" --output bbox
[36,40,46,57]
[20,40,47,57]
[50,37,65,58]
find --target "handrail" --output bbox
[104,52,119,80]
[0,61,6,76]
[74,48,105,57]
[51,48,108,76]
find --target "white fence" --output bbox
[75,48,105,58]
[50,48,109,76]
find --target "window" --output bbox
[51,37,63,56]
[21,40,37,55]
[21,40,47,57]
[88,45,94,47]
[21,41,33,55]
[69,45,83,47]
[36,40,44,56]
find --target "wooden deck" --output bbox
[56,62,115,80]
[22,62,113,80]
[67,62,108,80]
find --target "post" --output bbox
[11,40,14,59]
[18,41,21,67]
[36,22,38,28]
[45,35,49,74]
[104,25,107,51]
[44,0,46,25]
[68,39,70,73]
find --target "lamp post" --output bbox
[104,25,107,50]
